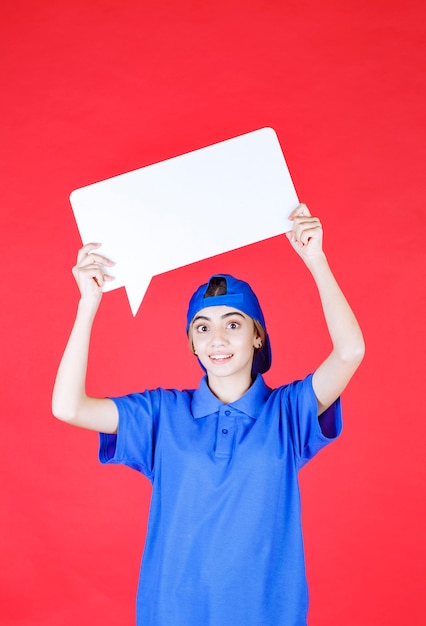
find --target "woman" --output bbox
[52,203,364,625]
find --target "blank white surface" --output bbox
[70,127,299,315]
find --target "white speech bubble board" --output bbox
[70,127,299,316]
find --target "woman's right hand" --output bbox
[72,243,115,305]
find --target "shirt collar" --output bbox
[191,374,272,419]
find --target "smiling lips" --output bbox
[209,353,233,362]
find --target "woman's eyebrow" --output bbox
[221,311,246,319]
[192,311,246,325]
[192,315,210,324]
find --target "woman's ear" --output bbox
[252,320,265,351]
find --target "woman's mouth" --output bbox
[209,353,233,362]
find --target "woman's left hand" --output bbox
[286,203,324,263]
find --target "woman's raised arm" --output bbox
[52,243,119,433]
[287,205,365,415]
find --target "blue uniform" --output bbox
[99,373,341,625]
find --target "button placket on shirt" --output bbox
[215,408,236,457]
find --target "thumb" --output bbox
[288,203,311,221]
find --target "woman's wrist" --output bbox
[302,250,329,275]
[77,296,100,322]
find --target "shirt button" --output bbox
[225,410,231,416]
[222,429,228,435]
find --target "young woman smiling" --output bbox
[53,203,364,626]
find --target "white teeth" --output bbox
[210,354,232,360]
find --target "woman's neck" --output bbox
[206,372,253,404]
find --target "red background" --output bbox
[1,1,425,624]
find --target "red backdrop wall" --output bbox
[2,1,425,624]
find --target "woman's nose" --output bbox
[210,329,226,346]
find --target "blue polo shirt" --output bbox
[99,373,342,626]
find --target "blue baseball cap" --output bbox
[186,274,272,375]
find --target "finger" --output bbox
[72,262,114,284]
[88,267,114,289]
[77,252,115,269]
[288,203,311,220]
[72,262,102,281]
[291,220,322,245]
[299,225,322,246]
[86,252,115,267]
[291,217,320,237]
[90,269,115,288]
[76,242,101,264]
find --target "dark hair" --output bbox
[204,276,227,297]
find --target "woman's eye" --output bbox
[196,324,209,333]
[227,321,240,329]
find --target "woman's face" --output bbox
[189,305,261,382]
